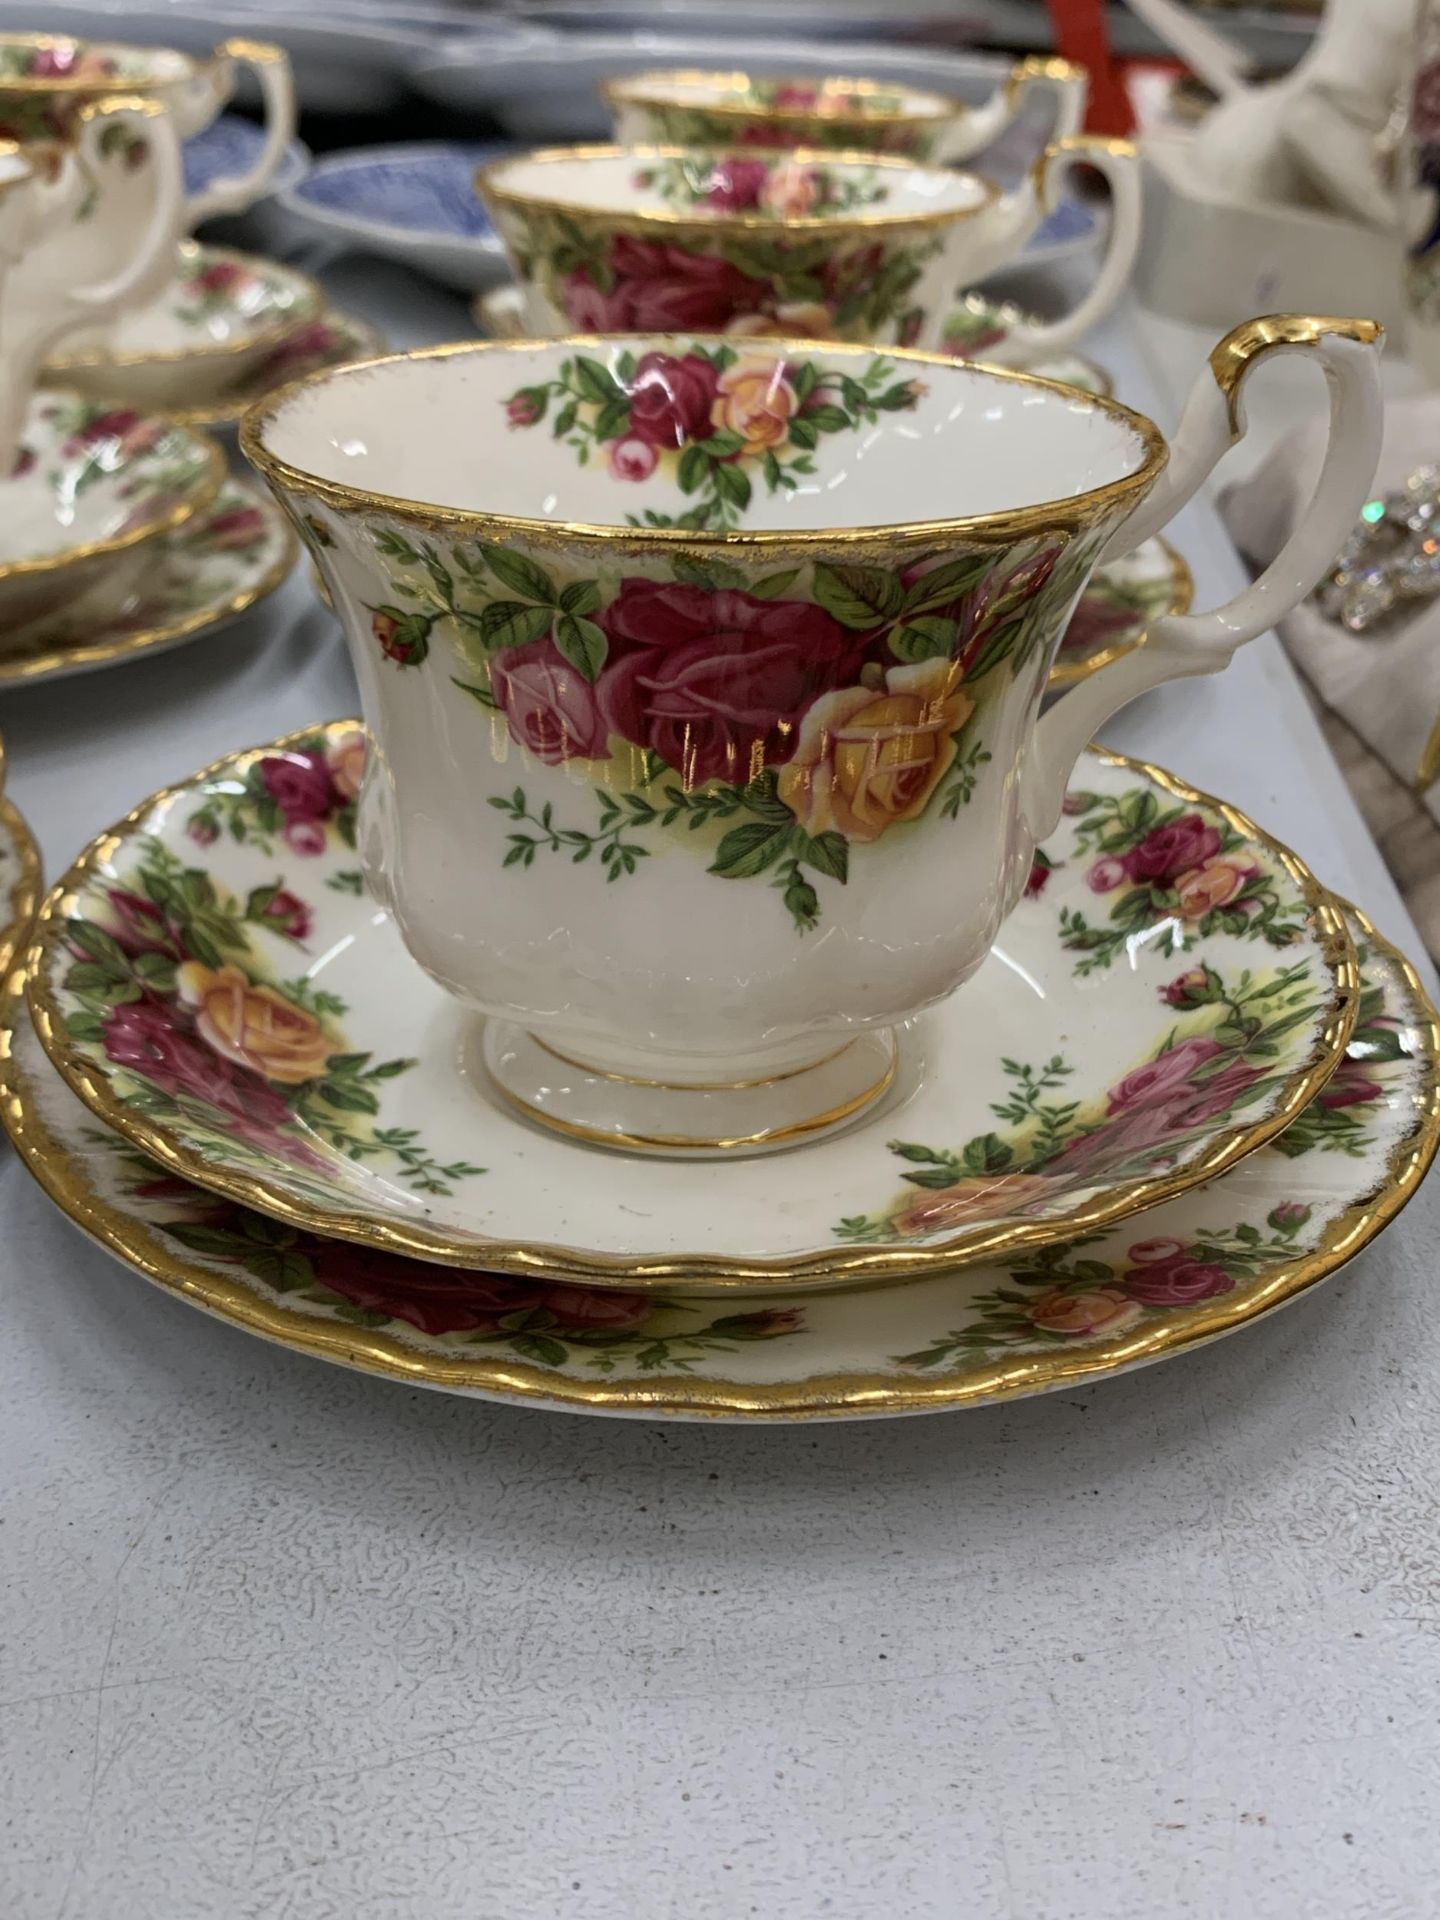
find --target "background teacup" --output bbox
[0,96,183,470]
[0,32,296,237]
[601,58,1087,165]
[242,319,1381,1154]
[476,141,1140,360]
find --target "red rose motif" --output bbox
[608,436,658,482]
[770,83,820,108]
[201,506,265,550]
[259,750,336,823]
[704,156,769,211]
[561,237,769,332]
[284,821,328,858]
[1024,854,1052,899]
[1059,595,1134,656]
[187,816,219,847]
[102,886,172,960]
[259,889,312,942]
[506,389,542,429]
[1124,813,1222,886]
[1087,855,1130,893]
[103,1001,295,1138]
[538,1284,651,1332]
[1269,1201,1310,1230]
[1106,1036,1222,1115]
[193,260,244,296]
[68,408,161,460]
[1414,60,1440,142]
[1121,1258,1234,1307]
[1317,1061,1383,1110]
[305,1245,651,1339]
[11,445,34,478]
[490,634,610,765]
[625,350,721,449]
[596,578,864,786]
[1127,1236,1187,1264]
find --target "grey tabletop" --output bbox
[3,264,1437,1920]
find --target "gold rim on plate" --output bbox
[1047,535,1194,691]
[0,796,41,983]
[0,902,1430,1419]
[0,479,297,689]
[238,334,1171,552]
[22,729,1361,1289]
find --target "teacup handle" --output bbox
[940,57,1087,163]
[185,39,296,224]
[1019,316,1385,844]
[984,138,1141,362]
[0,98,182,472]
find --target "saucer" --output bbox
[0,479,296,689]
[0,789,41,982]
[0,392,225,633]
[161,310,386,434]
[26,732,1357,1290]
[1051,537,1193,690]
[276,141,514,294]
[940,293,1113,396]
[3,904,1432,1420]
[183,112,309,209]
[44,243,324,409]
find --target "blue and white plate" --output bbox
[183,113,309,208]
[276,141,515,294]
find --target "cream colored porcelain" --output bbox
[476,140,1140,359]
[0,99,183,472]
[0,32,297,235]
[240,320,1382,1153]
[602,59,1087,166]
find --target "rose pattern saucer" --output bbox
[2,906,1432,1420]
[0,792,42,982]
[1051,538,1193,688]
[25,733,1357,1289]
[164,310,386,432]
[0,480,296,688]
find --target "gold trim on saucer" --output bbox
[476,142,999,239]
[1003,54,1085,105]
[0,30,199,94]
[44,244,325,373]
[1209,315,1385,439]
[0,480,297,689]
[1046,535,1194,691]
[533,1031,856,1090]
[162,313,386,432]
[0,903,1430,1419]
[238,335,1170,554]
[0,796,41,983]
[0,417,225,585]
[21,724,1360,1292]
[599,67,964,130]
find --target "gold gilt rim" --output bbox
[0,30,198,92]
[23,730,1360,1291]
[162,313,386,430]
[238,334,1170,552]
[0,416,225,584]
[599,66,964,127]
[0,480,297,689]
[0,796,42,984]
[1046,535,1194,691]
[476,142,999,237]
[45,245,326,373]
[1,900,1430,1419]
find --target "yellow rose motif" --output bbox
[176,962,333,1086]
[726,304,838,342]
[710,358,799,452]
[890,1168,1055,1238]
[760,163,819,219]
[777,658,976,844]
[1026,1286,1143,1338]
[326,729,367,803]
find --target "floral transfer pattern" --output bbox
[836,960,1325,1243]
[627,95,937,159]
[19,395,214,526]
[500,202,941,344]
[0,39,148,141]
[55,770,481,1197]
[634,153,890,217]
[350,432,1096,931]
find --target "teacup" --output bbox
[602,59,1087,165]
[476,141,1140,360]
[242,318,1382,1155]
[0,32,296,237]
[0,97,183,470]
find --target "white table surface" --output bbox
[3,265,1438,1920]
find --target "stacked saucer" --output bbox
[4,730,1434,1420]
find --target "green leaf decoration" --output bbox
[709,821,789,879]
[553,613,609,682]
[559,579,601,617]
[902,555,992,611]
[890,614,958,663]
[480,544,556,604]
[64,1010,106,1044]
[714,463,752,510]
[873,380,921,411]
[677,443,710,495]
[801,829,849,884]
[452,677,498,709]
[750,567,800,601]
[961,1132,1014,1174]
[510,1332,570,1367]
[741,769,797,825]
[572,356,624,406]
[791,362,820,402]
[592,397,631,442]
[786,416,819,451]
[811,562,904,630]
[476,601,553,651]
[803,404,851,434]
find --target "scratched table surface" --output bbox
[2,255,1438,1920]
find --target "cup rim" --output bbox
[476,142,999,238]
[0,30,197,92]
[598,67,964,127]
[239,334,1171,551]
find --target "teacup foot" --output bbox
[477,1023,899,1158]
